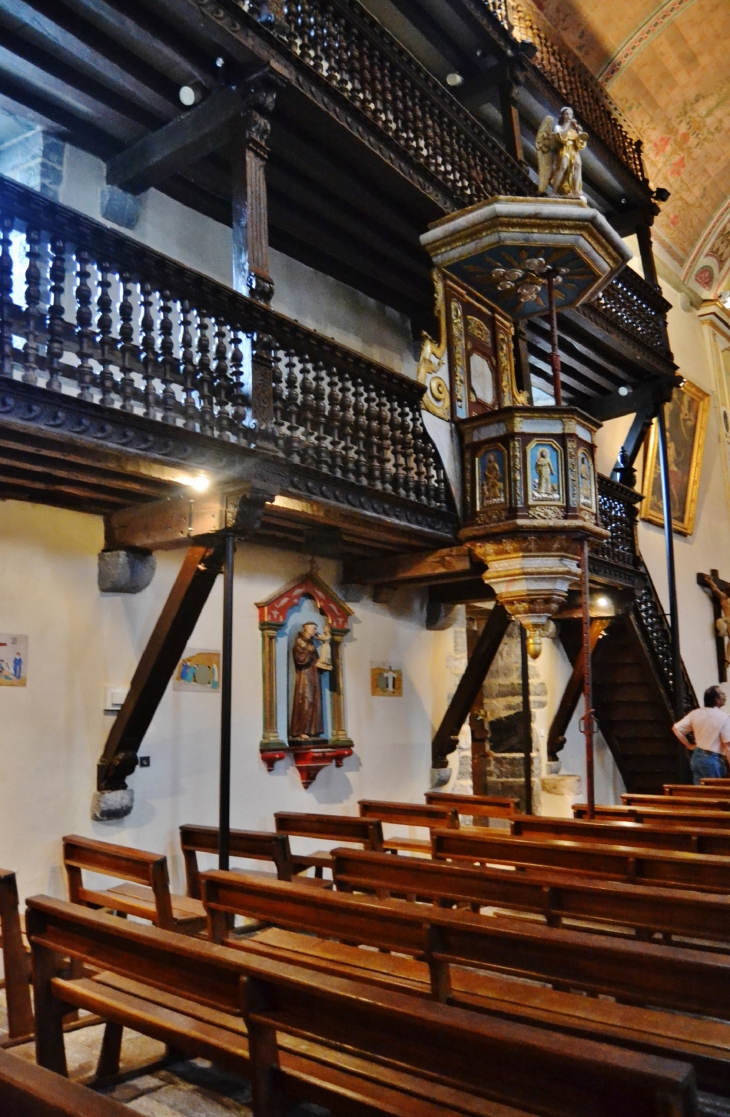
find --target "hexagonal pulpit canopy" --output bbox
[420,196,632,320]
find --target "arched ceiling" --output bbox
[530,0,730,296]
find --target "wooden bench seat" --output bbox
[623,794,730,812]
[432,827,730,892]
[201,870,730,1093]
[508,816,730,855]
[242,954,698,1117]
[0,868,33,1043]
[0,1047,131,1116]
[573,804,730,827]
[273,812,384,875]
[425,791,520,821]
[330,845,730,947]
[179,823,330,896]
[665,784,730,798]
[359,799,459,853]
[24,895,695,1117]
[63,834,205,935]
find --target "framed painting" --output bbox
[641,379,710,536]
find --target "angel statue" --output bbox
[536,106,588,199]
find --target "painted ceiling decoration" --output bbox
[526,0,730,297]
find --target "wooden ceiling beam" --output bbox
[343,545,482,587]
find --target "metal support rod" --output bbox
[656,401,684,719]
[519,623,532,815]
[547,273,563,406]
[580,538,595,820]
[219,531,235,870]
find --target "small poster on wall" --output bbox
[370,663,403,697]
[173,648,221,693]
[0,634,28,687]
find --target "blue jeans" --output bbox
[689,748,728,784]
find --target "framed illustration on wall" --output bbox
[641,378,710,536]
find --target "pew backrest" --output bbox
[0,1047,131,1117]
[359,799,459,829]
[664,784,730,798]
[180,824,294,897]
[622,793,730,812]
[432,827,730,892]
[241,953,698,1117]
[509,816,730,856]
[331,845,730,945]
[62,834,176,930]
[425,791,519,820]
[0,868,33,1040]
[273,812,384,850]
[573,804,730,828]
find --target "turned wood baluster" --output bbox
[214,318,231,438]
[0,216,13,378]
[347,27,362,102]
[299,352,316,465]
[329,367,343,477]
[197,310,214,436]
[313,357,329,470]
[74,248,94,402]
[97,261,116,406]
[379,392,392,493]
[230,327,248,434]
[353,376,368,485]
[22,227,41,385]
[340,372,355,482]
[413,93,426,160]
[285,348,301,463]
[301,0,316,67]
[118,272,135,412]
[312,1,327,76]
[381,59,395,133]
[390,397,405,498]
[335,13,351,92]
[366,383,381,489]
[411,404,427,503]
[180,299,197,431]
[360,39,374,117]
[423,422,438,507]
[46,238,66,391]
[401,401,415,499]
[159,290,176,423]
[139,281,157,419]
[371,53,385,128]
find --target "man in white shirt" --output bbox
[672,685,730,783]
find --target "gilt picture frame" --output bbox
[641,378,710,536]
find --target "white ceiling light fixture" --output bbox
[446,72,464,87]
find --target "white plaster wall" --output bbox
[0,500,453,904]
[59,145,417,377]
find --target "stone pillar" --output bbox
[479,620,545,812]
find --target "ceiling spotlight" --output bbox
[618,385,630,397]
[446,72,464,87]
[596,595,611,609]
[653,187,671,203]
[178,473,210,492]
[179,81,204,107]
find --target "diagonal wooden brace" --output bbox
[431,603,511,770]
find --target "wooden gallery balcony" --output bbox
[0,176,456,557]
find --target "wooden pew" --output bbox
[509,815,730,856]
[242,954,698,1117]
[63,834,205,935]
[425,791,520,821]
[573,804,730,827]
[201,870,730,1092]
[0,868,34,1042]
[25,895,698,1117]
[0,1047,131,1116]
[702,779,730,787]
[330,845,730,946]
[359,799,459,852]
[664,784,730,798]
[180,824,295,897]
[623,793,730,812]
[432,827,730,892]
[273,813,384,877]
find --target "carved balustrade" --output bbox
[0,175,450,516]
[221,0,670,359]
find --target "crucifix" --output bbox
[698,570,730,682]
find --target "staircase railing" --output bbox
[595,474,696,715]
[0,175,453,520]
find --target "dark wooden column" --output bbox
[636,221,660,288]
[231,72,281,304]
[498,73,525,166]
[657,400,684,719]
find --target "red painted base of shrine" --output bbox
[260,744,353,788]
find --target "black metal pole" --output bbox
[580,538,595,820]
[519,623,532,815]
[656,402,684,720]
[219,531,235,871]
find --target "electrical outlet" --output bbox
[139,756,150,768]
